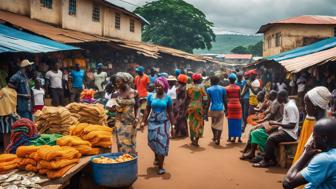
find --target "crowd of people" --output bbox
[1,59,336,188]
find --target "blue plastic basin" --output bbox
[90,153,138,188]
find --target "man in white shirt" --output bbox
[45,63,64,106]
[253,90,299,168]
[31,79,45,113]
[94,63,108,98]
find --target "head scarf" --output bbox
[192,73,202,81]
[307,86,332,110]
[136,66,145,73]
[177,74,188,84]
[175,69,181,76]
[228,73,237,81]
[116,72,134,85]
[159,72,169,78]
[155,77,169,93]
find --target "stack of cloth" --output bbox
[30,134,63,146]
[56,135,100,155]
[0,154,19,173]
[70,123,112,148]
[16,145,81,179]
[35,107,79,135]
[66,103,107,125]
[6,118,38,153]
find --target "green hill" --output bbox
[194,34,263,54]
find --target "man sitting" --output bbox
[253,90,299,168]
[283,118,336,189]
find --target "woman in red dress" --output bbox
[225,73,243,143]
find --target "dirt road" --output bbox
[131,119,287,189]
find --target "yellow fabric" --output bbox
[16,146,42,158]
[293,118,316,163]
[57,135,91,147]
[39,158,80,170]
[0,154,17,163]
[47,163,76,179]
[37,145,81,161]
[0,86,17,116]
[249,91,258,106]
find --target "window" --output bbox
[130,19,135,32]
[275,32,281,47]
[40,0,52,9]
[69,0,76,15]
[267,36,272,49]
[115,13,121,29]
[92,3,100,22]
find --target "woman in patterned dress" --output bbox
[187,74,207,146]
[225,73,243,143]
[173,74,189,137]
[113,72,139,154]
[141,77,175,175]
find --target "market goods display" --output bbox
[0,170,45,189]
[92,154,134,164]
[69,123,112,148]
[16,145,81,179]
[6,118,38,154]
[30,134,63,146]
[0,154,19,173]
[56,135,100,155]
[80,89,97,103]
[66,103,107,125]
[35,107,79,135]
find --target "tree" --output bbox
[231,46,249,54]
[134,0,216,53]
[231,41,263,56]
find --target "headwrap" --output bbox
[115,72,134,85]
[155,77,169,93]
[244,69,257,76]
[307,86,332,110]
[135,66,145,73]
[177,74,188,84]
[192,73,202,81]
[159,72,169,78]
[175,69,181,76]
[228,73,237,81]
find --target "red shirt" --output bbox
[134,74,150,98]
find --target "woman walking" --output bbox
[187,74,208,146]
[226,73,243,143]
[173,74,189,137]
[113,72,139,154]
[141,77,174,175]
[206,76,227,145]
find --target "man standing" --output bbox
[134,66,150,99]
[253,90,299,168]
[45,63,64,106]
[283,118,336,189]
[94,63,107,98]
[70,64,85,102]
[8,59,33,120]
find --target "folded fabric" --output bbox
[30,134,63,146]
[57,136,91,147]
[16,146,41,158]
[37,146,81,161]
[47,163,77,179]
[39,158,80,170]
[0,154,17,163]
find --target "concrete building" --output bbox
[257,15,336,57]
[0,0,146,41]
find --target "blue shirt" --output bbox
[71,70,85,89]
[301,148,336,189]
[9,70,32,112]
[149,74,158,84]
[206,85,226,111]
[237,80,249,100]
[147,93,172,112]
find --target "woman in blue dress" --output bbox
[141,77,175,175]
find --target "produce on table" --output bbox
[66,103,107,126]
[0,170,45,189]
[35,107,79,135]
[56,135,100,155]
[69,123,112,148]
[92,154,134,164]
[80,89,96,100]
[16,145,81,179]
[0,154,19,173]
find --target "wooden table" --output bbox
[41,156,93,189]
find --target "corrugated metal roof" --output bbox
[279,46,336,73]
[267,37,336,62]
[257,15,336,33]
[223,54,253,59]
[0,24,79,53]
[0,10,215,63]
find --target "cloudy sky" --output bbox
[108,0,336,34]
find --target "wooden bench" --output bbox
[278,141,298,168]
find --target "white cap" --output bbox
[20,59,34,68]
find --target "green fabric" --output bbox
[14,127,29,133]
[30,134,63,146]
[250,128,269,152]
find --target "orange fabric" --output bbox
[39,158,79,170]
[0,154,17,163]
[134,74,150,97]
[47,163,77,179]
[177,74,188,84]
[293,118,316,163]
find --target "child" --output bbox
[32,79,45,113]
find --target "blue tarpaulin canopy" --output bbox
[0,24,80,54]
[266,37,336,62]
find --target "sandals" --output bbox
[158,168,166,175]
[253,160,276,168]
[240,155,253,160]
